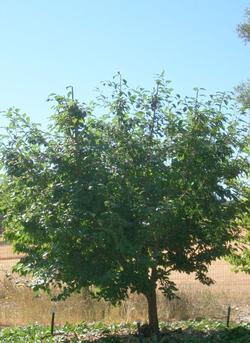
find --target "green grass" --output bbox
[1,320,250,342]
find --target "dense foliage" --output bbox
[0,75,249,333]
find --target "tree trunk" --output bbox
[145,287,159,335]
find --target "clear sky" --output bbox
[0,0,249,127]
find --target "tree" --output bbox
[0,75,249,335]
[227,6,250,273]
[237,7,250,43]
[236,6,250,109]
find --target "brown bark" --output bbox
[145,286,160,336]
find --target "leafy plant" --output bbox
[0,74,249,334]
[1,321,250,342]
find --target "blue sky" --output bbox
[0,0,249,127]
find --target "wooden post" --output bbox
[50,304,56,336]
[226,305,231,328]
[51,311,55,335]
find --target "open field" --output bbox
[1,242,250,301]
[1,242,250,327]
[2,242,250,289]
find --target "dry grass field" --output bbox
[0,241,23,278]
[1,240,250,326]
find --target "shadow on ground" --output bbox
[49,326,250,342]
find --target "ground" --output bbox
[1,320,250,342]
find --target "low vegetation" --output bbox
[1,320,250,342]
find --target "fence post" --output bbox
[51,311,55,335]
[50,304,56,336]
[226,305,231,328]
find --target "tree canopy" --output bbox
[226,5,250,274]
[237,7,250,43]
[0,75,249,334]
[236,6,250,109]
